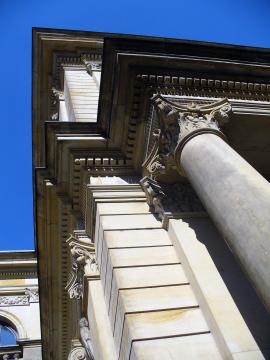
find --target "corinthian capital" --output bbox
[143,95,231,176]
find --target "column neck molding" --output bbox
[143,95,231,176]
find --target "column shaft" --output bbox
[180,133,270,311]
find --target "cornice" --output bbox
[0,271,37,279]
[0,253,37,279]
[39,119,140,222]
[36,35,270,233]
[136,73,270,101]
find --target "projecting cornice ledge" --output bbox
[143,95,232,177]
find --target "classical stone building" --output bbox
[32,28,270,359]
[0,251,42,359]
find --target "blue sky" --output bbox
[0,0,270,251]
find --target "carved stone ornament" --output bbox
[66,234,98,300]
[80,317,94,360]
[52,87,64,101]
[68,347,87,360]
[83,60,102,76]
[140,177,165,219]
[25,288,39,302]
[50,87,64,120]
[140,176,204,220]
[0,295,29,307]
[143,95,231,176]
[0,288,39,306]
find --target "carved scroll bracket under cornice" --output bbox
[66,233,99,300]
[143,95,231,176]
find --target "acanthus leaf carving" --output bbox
[143,95,232,177]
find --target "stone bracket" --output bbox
[140,176,205,223]
[66,232,99,300]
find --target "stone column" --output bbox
[145,95,270,312]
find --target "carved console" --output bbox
[140,176,204,222]
[66,232,99,300]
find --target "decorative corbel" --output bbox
[66,234,98,300]
[140,176,205,221]
[140,177,165,220]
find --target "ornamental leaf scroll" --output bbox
[66,234,98,300]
